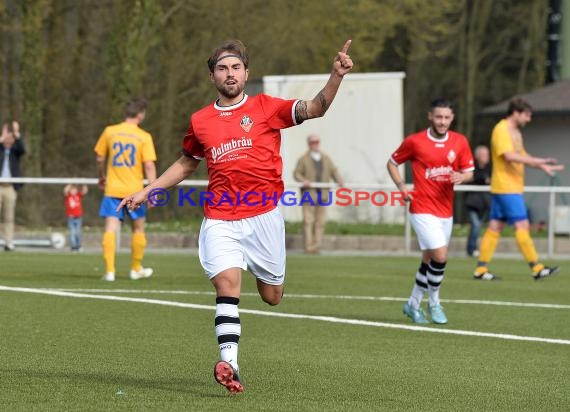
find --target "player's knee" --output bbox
[261,289,283,306]
[262,295,281,306]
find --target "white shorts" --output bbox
[409,213,453,250]
[198,207,286,285]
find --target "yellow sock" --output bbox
[515,229,543,271]
[131,232,147,272]
[474,266,489,276]
[531,263,545,273]
[478,229,500,266]
[102,231,116,273]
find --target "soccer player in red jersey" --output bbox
[387,98,474,325]
[118,39,353,393]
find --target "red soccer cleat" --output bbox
[214,361,244,394]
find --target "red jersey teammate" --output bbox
[387,99,474,325]
[118,39,353,393]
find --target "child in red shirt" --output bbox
[64,184,88,251]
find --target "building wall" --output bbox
[520,116,570,224]
[263,72,406,223]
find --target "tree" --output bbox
[0,0,552,225]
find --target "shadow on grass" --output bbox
[0,367,227,399]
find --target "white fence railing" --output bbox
[1,177,569,257]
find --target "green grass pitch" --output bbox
[1,251,569,411]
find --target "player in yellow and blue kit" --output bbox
[94,98,157,281]
[473,98,564,280]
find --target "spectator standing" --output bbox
[464,145,491,257]
[294,134,343,254]
[64,184,88,252]
[0,121,25,251]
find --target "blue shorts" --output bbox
[99,196,147,221]
[489,194,528,224]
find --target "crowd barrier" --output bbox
[1,177,569,257]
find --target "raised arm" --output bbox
[294,40,354,122]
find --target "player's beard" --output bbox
[431,125,449,138]
[217,81,245,100]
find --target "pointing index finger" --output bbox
[340,39,352,54]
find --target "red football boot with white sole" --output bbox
[214,361,244,394]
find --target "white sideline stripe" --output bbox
[1,285,569,346]
[48,288,570,310]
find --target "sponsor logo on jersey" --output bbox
[425,165,452,180]
[219,111,233,117]
[211,137,253,163]
[240,115,253,132]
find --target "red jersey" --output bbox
[183,94,300,220]
[64,193,83,218]
[390,129,474,218]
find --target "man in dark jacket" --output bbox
[0,121,25,251]
[464,145,491,257]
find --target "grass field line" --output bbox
[46,288,570,310]
[1,285,569,346]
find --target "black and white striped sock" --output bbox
[408,262,428,308]
[215,296,241,372]
[427,260,446,306]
